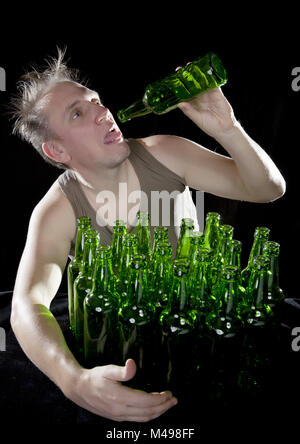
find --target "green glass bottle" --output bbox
[175,218,195,260]
[73,229,100,348]
[150,241,173,310]
[238,255,274,395]
[117,52,227,122]
[67,217,91,333]
[207,265,244,338]
[224,239,242,269]
[83,246,120,368]
[135,211,151,259]
[262,241,285,310]
[241,226,270,287]
[211,224,234,286]
[203,212,221,253]
[189,248,214,322]
[159,260,198,391]
[152,226,169,257]
[111,220,127,275]
[149,227,170,284]
[117,233,137,297]
[118,254,157,390]
[245,255,272,327]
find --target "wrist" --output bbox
[49,346,84,396]
[213,120,244,144]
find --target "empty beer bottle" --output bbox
[159,260,198,392]
[117,52,227,122]
[203,212,221,253]
[152,226,169,256]
[208,265,244,338]
[262,241,285,310]
[111,220,127,275]
[83,246,120,368]
[135,211,151,259]
[189,248,213,322]
[211,224,234,286]
[73,229,100,348]
[241,226,270,287]
[118,254,157,390]
[67,217,91,333]
[175,218,195,260]
[149,242,173,310]
[244,255,272,326]
[149,227,169,284]
[117,233,137,297]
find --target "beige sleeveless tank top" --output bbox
[58,138,199,259]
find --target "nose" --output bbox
[95,105,108,125]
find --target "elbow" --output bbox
[253,177,286,203]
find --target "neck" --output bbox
[72,156,130,195]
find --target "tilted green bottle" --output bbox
[203,212,221,253]
[117,233,137,297]
[117,52,227,123]
[118,254,157,390]
[175,218,195,260]
[83,246,120,368]
[111,220,127,275]
[67,217,91,333]
[241,226,270,287]
[262,241,285,310]
[73,229,100,348]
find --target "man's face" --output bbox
[42,81,129,169]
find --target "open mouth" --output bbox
[104,126,123,145]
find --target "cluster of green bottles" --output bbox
[67,211,285,398]
[117,52,227,123]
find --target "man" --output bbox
[10,49,285,423]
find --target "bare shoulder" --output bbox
[29,178,76,245]
[137,135,192,179]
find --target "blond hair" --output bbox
[10,47,86,169]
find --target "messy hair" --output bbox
[10,47,87,169]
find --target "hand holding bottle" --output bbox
[178,86,238,139]
[64,358,177,422]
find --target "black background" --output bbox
[0,11,298,300]
[0,6,299,434]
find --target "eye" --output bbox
[72,111,80,120]
[91,98,101,105]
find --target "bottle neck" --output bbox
[92,254,114,294]
[169,272,189,312]
[117,99,151,123]
[74,224,91,261]
[82,241,98,275]
[127,266,149,305]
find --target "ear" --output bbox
[42,141,71,164]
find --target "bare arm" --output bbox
[10,183,177,422]
[140,88,286,203]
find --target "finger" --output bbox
[110,395,178,422]
[101,358,137,382]
[108,382,175,408]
